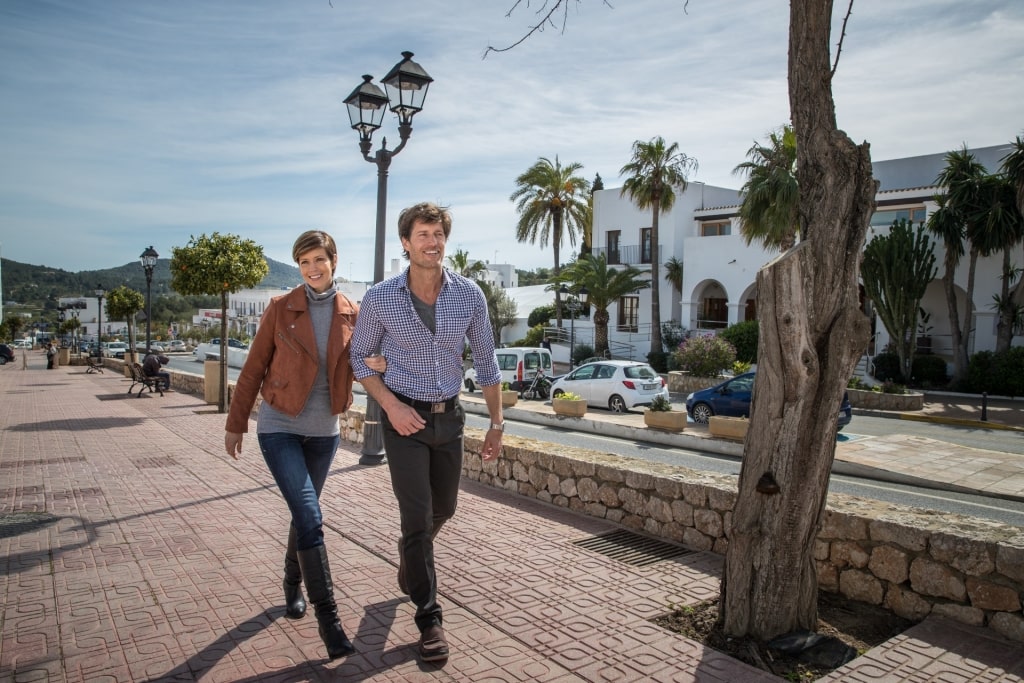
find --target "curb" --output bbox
[855,409,1024,432]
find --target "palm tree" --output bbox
[446,248,487,280]
[930,146,988,384]
[664,256,684,296]
[971,174,1024,351]
[732,125,799,250]
[619,137,698,356]
[556,253,650,357]
[1000,136,1024,329]
[511,156,590,327]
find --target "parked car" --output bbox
[550,360,669,413]
[12,339,33,349]
[102,342,129,359]
[166,340,187,352]
[464,347,554,393]
[685,371,853,430]
[0,344,14,364]
[135,342,165,353]
[205,338,248,350]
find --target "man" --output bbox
[142,350,171,391]
[350,202,503,663]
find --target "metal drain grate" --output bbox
[572,529,696,567]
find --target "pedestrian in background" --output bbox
[350,202,504,663]
[224,230,384,661]
[142,350,171,390]
[46,341,57,369]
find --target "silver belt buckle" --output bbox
[431,402,446,414]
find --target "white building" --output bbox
[589,144,1019,364]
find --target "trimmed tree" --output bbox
[105,286,145,361]
[861,219,937,382]
[170,233,268,413]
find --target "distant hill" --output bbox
[1,256,302,307]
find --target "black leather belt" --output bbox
[393,392,460,414]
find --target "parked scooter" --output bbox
[520,368,552,401]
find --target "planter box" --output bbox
[501,390,519,408]
[552,398,587,417]
[709,415,748,440]
[644,410,687,432]
[847,388,923,412]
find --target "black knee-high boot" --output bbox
[284,526,306,619]
[297,545,355,659]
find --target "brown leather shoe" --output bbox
[397,538,409,595]
[418,624,449,661]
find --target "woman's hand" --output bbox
[225,432,244,460]
[364,354,387,373]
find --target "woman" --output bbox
[224,230,382,660]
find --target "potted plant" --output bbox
[500,381,518,408]
[708,415,749,440]
[643,395,686,432]
[551,391,587,417]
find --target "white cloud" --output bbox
[1,0,1022,282]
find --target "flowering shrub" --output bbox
[672,334,737,378]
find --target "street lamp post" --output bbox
[140,246,159,353]
[344,51,433,466]
[94,285,105,352]
[560,285,589,368]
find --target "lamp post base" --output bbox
[359,396,387,466]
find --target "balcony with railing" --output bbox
[592,244,663,266]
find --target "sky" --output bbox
[1,0,1022,281]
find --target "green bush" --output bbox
[719,320,759,363]
[661,322,688,353]
[528,305,556,328]
[572,343,594,366]
[673,334,736,378]
[911,354,948,388]
[967,347,1024,396]
[647,350,668,373]
[871,351,904,383]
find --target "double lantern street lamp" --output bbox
[343,51,433,466]
[140,246,159,353]
[559,285,590,369]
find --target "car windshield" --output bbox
[623,365,658,379]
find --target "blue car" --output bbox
[685,371,853,430]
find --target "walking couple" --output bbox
[224,202,504,663]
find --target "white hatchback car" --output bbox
[550,360,669,413]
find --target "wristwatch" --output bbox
[489,421,505,432]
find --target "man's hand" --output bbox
[482,429,502,461]
[225,432,243,460]
[383,402,427,436]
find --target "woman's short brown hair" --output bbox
[292,230,338,269]
[397,202,452,259]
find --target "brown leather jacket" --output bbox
[225,285,359,434]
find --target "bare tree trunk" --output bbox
[554,211,564,329]
[720,0,874,640]
[996,249,1015,352]
[942,257,967,385]
[593,308,610,356]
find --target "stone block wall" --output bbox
[847,388,925,411]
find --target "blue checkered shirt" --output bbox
[350,267,500,401]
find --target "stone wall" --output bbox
[667,372,724,394]
[337,408,1024,643]
[847,388,925,411]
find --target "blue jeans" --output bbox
[258,432,339,551]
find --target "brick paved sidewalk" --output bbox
[1,360,1022,682]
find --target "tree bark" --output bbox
[720,0,874,640]
[650,202,663,356]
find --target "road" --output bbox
[167,355,1024,528]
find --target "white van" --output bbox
[464,347,553,392]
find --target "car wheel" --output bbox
[608,395,628,413]
[0,357,6,365]
[690,402,713,424]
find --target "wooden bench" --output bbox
[86,356,104,373]
[127,362,164,397]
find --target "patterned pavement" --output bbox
[1,357,1022,682]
